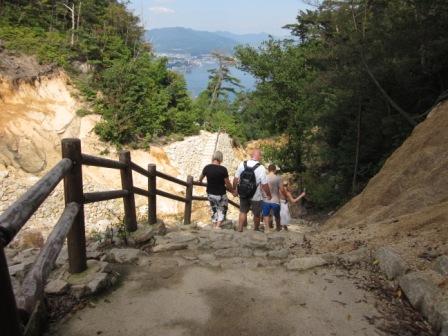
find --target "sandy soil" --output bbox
[49,256,385,336]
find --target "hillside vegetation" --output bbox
[234,0,448,208]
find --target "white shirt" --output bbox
[235,160,267,201]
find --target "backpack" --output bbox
[237,161,261,199]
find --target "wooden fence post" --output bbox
[61,138,87,274]
[148,164,157,225]
[0,245,23,336]
[119,151,137,232]
[184,175,193,225]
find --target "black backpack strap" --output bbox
[252,163,261,171]
[243,161,248,169]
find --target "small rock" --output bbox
[8,256,36,278]
[375,247,409,280]
[133,227,156,244]
[215,248,252,258]
[212,240,238,250]
[286,256,328,271]
[399,272,438,320]
[87,251,103,260]
[71,284,89,299]
[268,249,289,259]
[106,248,145,264]
[434,256,448,276]
[253,250,268,258]
[87,272,110,294]
[165,232,198,244]
[45,279,69,295]
[340,247,371,264]
[239,231,268,249]
[152,243,188,253]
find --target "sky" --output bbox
[127,0,312,36]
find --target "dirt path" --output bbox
[45,223,434,336]
[49,259,381,336]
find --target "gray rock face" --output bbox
[399,272,438,320]
[434,300,448,334]
[239,231,268,249]
[165,232,198,244]
[212,240,238,250]
[106,248,145,264]
[375,247,409,280]
[268,249,289,259]
[434,256,448,276]
[214,247,253,258]
[286,256,328,271]
[45,279,70,295]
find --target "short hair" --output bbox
[268,164,277,172]
[212,151,223,163]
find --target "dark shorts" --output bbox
[262,202,280,217]
[240,199,262,217]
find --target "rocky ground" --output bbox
[7,219,442,336]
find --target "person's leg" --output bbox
[216,195,228,228]
[238,198,250,232]
[252,201,262,231]
[262,202,270,232]
[273,204,281,231]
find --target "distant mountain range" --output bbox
[145,27,273,55]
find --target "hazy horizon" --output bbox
[128,0,311,36]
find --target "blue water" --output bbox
[176,63,256,98]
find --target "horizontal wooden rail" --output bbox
[134,187,149,197]
[130,162,150,178]
[17,203,80,316]
[156,189,187,203]
[0,158,72,246]
[83,190,129,204]
[192,195,239,209]
[229,199,240,209]
[192,181,207,187]
[192,196,208,201]
[156,171,188,187]
[81,154,126,170]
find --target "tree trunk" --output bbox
[352,98,362,194]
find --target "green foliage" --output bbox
[236,0,448,209]
[0,0,199,146]
[94,54,197,145]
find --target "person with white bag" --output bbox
[279,180,306,230]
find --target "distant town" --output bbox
[155,53,217,73]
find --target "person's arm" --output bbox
[233,163,243,196]
[225,177,234,193]
[261,183,272,200]
[292,192,306,203]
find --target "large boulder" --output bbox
[106,248,145,264]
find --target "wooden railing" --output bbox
[0,138,239,336]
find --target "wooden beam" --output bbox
[62,138,87,274]
[83,190,129,204]
[0,158,72,245]
[81,154,126,170]
[130,162,150,178]
[156,189,187,203]
[156,171,188,187]
[0,246,23,336]
[134,187,149,197]
[184,175,193,225]
[119,151,137,232]
[17,203,79,316]
[148,164,157,225]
